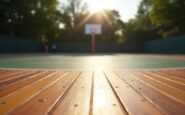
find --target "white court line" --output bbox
[0,67,82,71]
[0,66,185,71]
[115,67,185,71]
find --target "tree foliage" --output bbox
[122,0,159,43]
[0,0,60,41]
[149,0,185,37]
[60,0,124,42]
[1,0,185,44]
[123,0,185,43]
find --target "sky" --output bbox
[59,0,141,22]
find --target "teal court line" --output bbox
[0,54,185,70]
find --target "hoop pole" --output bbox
[91,33,96,53]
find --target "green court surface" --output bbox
[0,54,185,70]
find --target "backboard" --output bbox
[85,24,101,35]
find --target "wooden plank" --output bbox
[0,71,41,88]
[0,70,15,76]
[10,72,80,115]
[0,70,26,82]
[177,69,185,72]
[105,71,163,115]
[0,71,33,83]
[141,71,185,92]
[130,71,185,105]
[151,71,185,84]
[115,71,185,115]
[92,71,126,115]
[0,71,68,114]
[0,70,24,76]
[181,69,185,71]
[0,70,10,74]
[0,71,50,98]
[50,71,91,115]
[162,70,185,79]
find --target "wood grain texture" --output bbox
[161,70,185,79]
[131,72,185,105]
[151,71,185,84]
[11,72,80,115]
[142,71,185,91]
[105,71,163,115]
[0,71,50,98]
[0,69,185,115]
[51,72,91,115]
[92,71,126,115]
[0,71,41,89]
[115,71,185,115]
[0,71,67,114]
[0,71,26,82]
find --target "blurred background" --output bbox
[0,0,185,54]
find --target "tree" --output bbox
[59,0,90,42]
[60,0,88,30]
[122,0,185,44]
[0,0,60,41]
[122,0,159,44]
[149,0,185,37]
[60,0,124,42]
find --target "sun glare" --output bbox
[87,0,112,13]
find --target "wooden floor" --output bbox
[0,69,185,115]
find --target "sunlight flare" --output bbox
[87,0,112,13]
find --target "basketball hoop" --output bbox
[91,28,96,34]
[85,24,102,53]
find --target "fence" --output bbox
[0,35,185,54]
[0,36,42,53]
[144,35,185,54]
